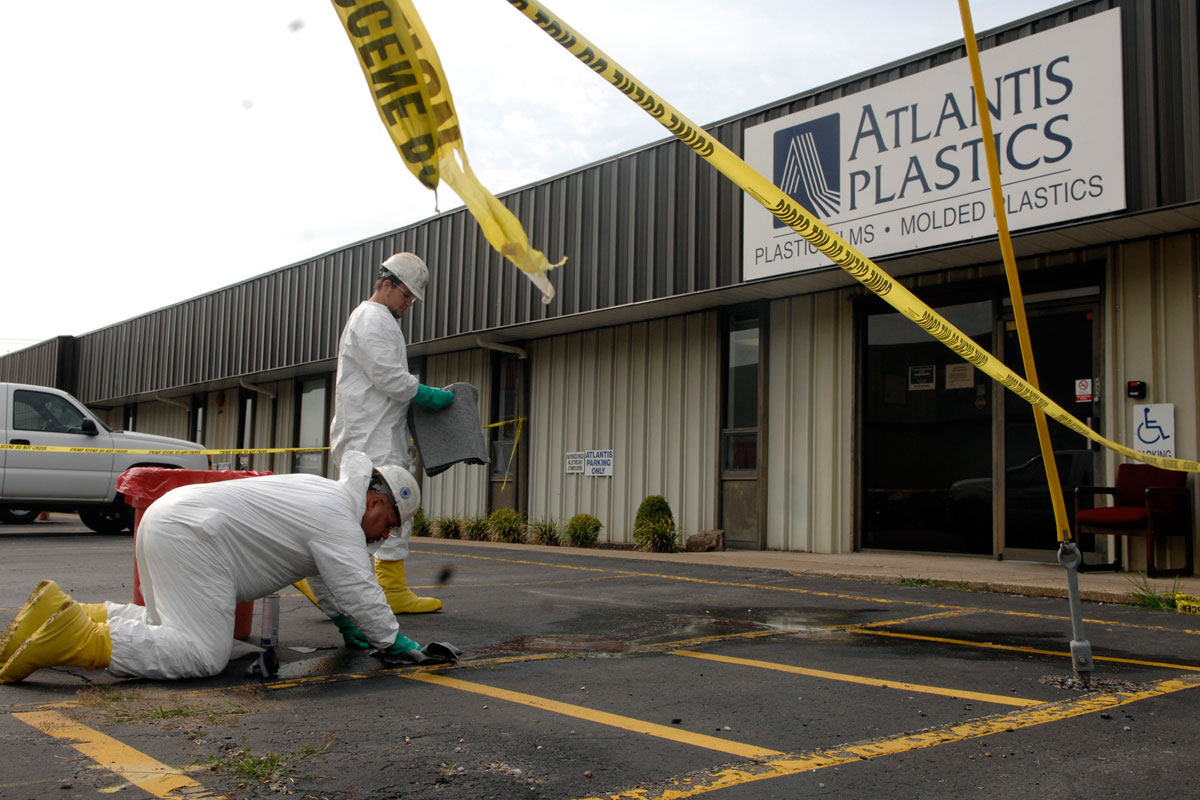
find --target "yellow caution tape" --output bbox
[0,444,327,456]
[331,0,565,303]
[506,0,1200,472]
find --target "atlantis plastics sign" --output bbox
[742,9,1125,279]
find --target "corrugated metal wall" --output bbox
[526,313,721,544]
[130,401,190,442]
[0,337,71,391]
[1104,231,1200,571]
[766,291,858,553]
[419,350,492,519]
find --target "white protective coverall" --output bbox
[105,451,399,679]
[328,299,419,561]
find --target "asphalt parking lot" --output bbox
[2,523,1200,799]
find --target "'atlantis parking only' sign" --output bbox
[742,9,1125,279]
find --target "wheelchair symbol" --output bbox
[1136,406,1170,444]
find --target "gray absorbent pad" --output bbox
[408,382,490,477]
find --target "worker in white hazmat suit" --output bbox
[0,452,433,682]
[327,252,454,614]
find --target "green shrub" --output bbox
[633,495,677,552]
[635,495,674,530]
[565,513,602,547]
[411,507,432,537]
[463,516,490,541]
[435,516,462,540]
[488,508,526,543]
[634,515,678,552]
[529,517,562,546]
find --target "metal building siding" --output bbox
[766,291,858,554]
[418,350,491,520]
[1102,232,1200,570]
[131,401,190,443]
[526,313,719,544]
[0,339,61,387]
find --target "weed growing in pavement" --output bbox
[1126,573,1180,610]
[897,577,938,588]
[205,738,330,789]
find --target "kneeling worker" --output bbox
[0,451,434,682]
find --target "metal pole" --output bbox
[1057,542,1094,681]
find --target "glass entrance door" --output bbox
[1000,301,1099,561]
[862,300,995,554]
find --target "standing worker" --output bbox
[329,252,454,614]
[0,452,444,682]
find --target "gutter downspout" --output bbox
[476,336,528,359]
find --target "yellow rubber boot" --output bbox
[292,579,322,611]
[80,603,107,623]
[374,559,442,614]
[0,580,71,664]
[0,601,112,683]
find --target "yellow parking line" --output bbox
[13,709,220,799]
[851,609,979,628]
[573,674,1200,799]
[405,672,783,759]
[847,627,1200,670]
[671,650,1037,707]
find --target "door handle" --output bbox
[10,439,30,445]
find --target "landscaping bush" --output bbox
[635,495,674,530]
[633,495,677,552]
[434,516,462,540]
[488,508,526,543]
[529,517,562,546]
[633,515,678,552]
[411,507,432,537]
[463,516,490,541]
[565,513,602,547]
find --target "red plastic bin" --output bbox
[117,467,272,640]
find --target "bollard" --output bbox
[1058,541,1094,681]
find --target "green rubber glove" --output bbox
[384,632,422,656]
[332,614,370,650]
[412,383,454,411]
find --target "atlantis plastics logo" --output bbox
[772,113,840,226]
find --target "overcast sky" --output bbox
[1,0,1065,355]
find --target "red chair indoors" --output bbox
[1074,463,1193,577]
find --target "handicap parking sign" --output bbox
[1133,403,1174,458]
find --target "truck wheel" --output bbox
[79,505,134,534]
[0,509,39,524]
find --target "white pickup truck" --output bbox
[0,382,208,532]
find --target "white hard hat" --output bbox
[376,464,421,521]
[380,253,428,302]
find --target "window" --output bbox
[237,390,257,470]
[491,354,520,477]
[190,395,206,445]
[13,390,87,434]
[292,376,329,475]
[722,313,760,472]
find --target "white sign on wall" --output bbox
[565,451,586,474]
[585,449,614,477]
[742,9,1125,280]
[1133,403,1175,459]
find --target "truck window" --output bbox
[13,390,88,434]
